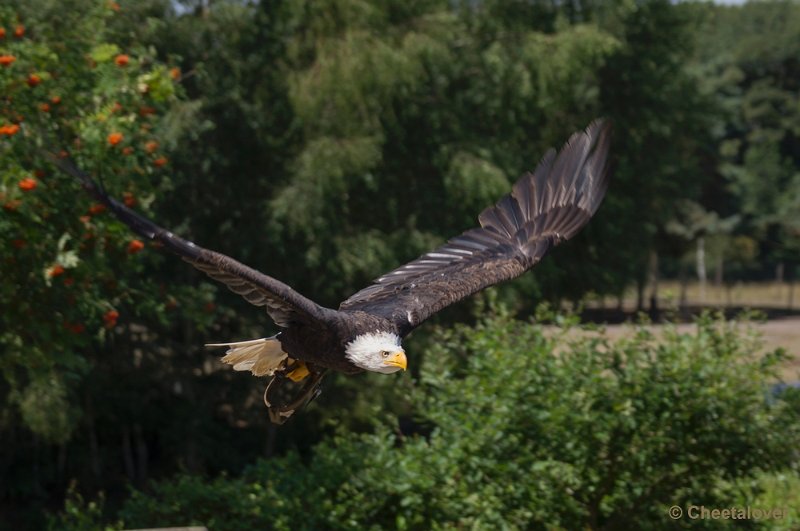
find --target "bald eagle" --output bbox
[56,120,611,423]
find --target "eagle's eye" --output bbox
[380,350,389,358]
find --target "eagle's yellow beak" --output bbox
[384,350,407,371]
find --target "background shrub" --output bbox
[57,313,797,530]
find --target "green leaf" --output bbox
[89,43,121,63]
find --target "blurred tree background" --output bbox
[0,0,798,529]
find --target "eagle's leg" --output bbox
[263,367,327,425]
[285,360,310,382]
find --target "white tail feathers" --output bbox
[207,336,288,377]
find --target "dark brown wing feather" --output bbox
[53,159,335,328]
[340,120,611,334]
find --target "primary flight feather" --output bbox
[54,119,611,423]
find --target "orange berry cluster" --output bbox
[0,124,20,135]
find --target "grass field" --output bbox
[586,280,798,311]
[580,281,800,382]
[657,280,797,310]
[599,318,800,382]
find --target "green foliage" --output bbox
[14,374,78,445]
[695,1,800,274]
[725,471,800,531]
[47,482,116,531]
[272,0,622,305]
[86,313,798,530]
[0,0,186,446]
[595,0,716,300]
[0,3,225,527]
[723,386,800,530]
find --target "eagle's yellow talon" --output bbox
[286,361,310,382]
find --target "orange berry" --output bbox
[122,146,134,156]
[103,310,119,328]
[3,200,21,211]
[153,156,168,168]
[0,28,5,39]
[139,106,156,117]
[114,54,129,67]
[18,178,37,191]
[50,264,65,277]
[127,239,145,254]
[123,191,136,207]
[107,132,123,146]
[169,67,181,80]
[26,74,41,87]
[88,203,107,215]
[50,95,61,104]
[34,169,46,178]
[13,25,24,38]
[108,1,121,11]
[39,102,50,112]
[144,140,158,153]
[0,55,15,67]
[111,101,122,113]
[68,323,85,334]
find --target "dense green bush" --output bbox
[0,0,186,445]
[54,312,799,530]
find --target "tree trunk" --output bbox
[85,392,101,482]
[696,237,706,304]
[122,425,135,482]
[57,443,67,483]
[134,422,148,484]
[678,262,689,312]
[776,261,784,283]
[32,436,40,491]
[714,253,724,287]
[648,249,659,321]
[636,276,645,312]
[789,279,795,310]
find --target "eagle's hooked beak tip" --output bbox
[385,350,407,371]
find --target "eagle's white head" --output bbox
[345,331,407,374]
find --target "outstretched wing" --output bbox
[53,159,335,328]
[340,120,611,335]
